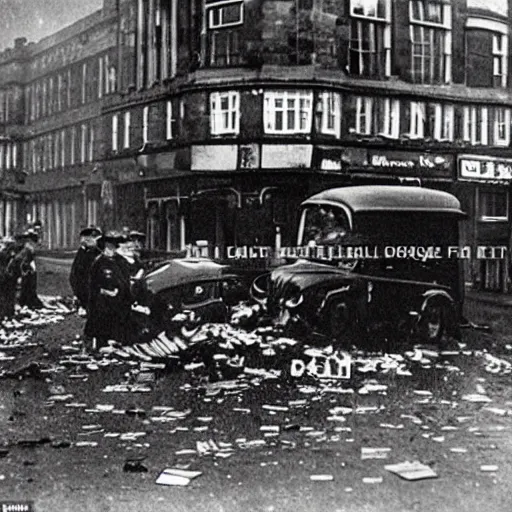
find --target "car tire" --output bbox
[328,302,362,348]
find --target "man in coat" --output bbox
[84,231,135,350]
[69,226,102,313]
[0,237,19,319]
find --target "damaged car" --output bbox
[139,258,247,329]
[252,185,466,346]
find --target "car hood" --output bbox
[144,258,231,294]
[270,259,355,299]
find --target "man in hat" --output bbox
[70,226,102,313]
[84,231,136,349]
[129,230,147,261]
[15,229,44,310]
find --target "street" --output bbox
[0,261,511,512]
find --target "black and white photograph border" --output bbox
[1,0,512,511]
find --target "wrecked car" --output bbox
[139,258,247,329]
[252,186,466,345]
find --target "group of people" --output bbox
[69,226,148,350]
[0,228,44,319]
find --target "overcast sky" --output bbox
[0,0,103,51]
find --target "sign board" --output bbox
[459,155,512,182]
[366,150,453,177]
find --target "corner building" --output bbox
[2,0,512,292]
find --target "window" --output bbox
[70,127,76,165]
[210,91,240,135]
[142,106,149,144]
[350,96,399,137]
[208,29,243,67]
[264,90,313,134]
[112,114,119,152]
[80,124,87,164]
[493,33,508,87]
[429,103,453,141]
[493,107,510,146]
[479,188,508,221]
[123,112,131,149]
[349,0,391,77]
[81,63,87,104]
[352,96,373,135]
[409,0,452,84]
[407,101,425,138]
[317,92,341,137]
[463,106,489,145]
[166,100,174,140]
[88,125,95,162]
[207,1,244,29]
[380,98,400,138]
[466,19,508,88]
[60,130,66,166]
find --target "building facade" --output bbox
[1,0,512,291]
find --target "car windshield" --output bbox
[301,205,350,246]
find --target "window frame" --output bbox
[353,96,374,135]
[463,105,489,145]
[142,106,149,144]
[123,111,131,149]
[478,187,509,222]
[210,91,240,136]
[379,98,400,138]
[350,0,391,22]
[408,101,426,139]
[432,103,454,141]
[264,90,314,135]
[409,0,452,84]
[493,107,510,146]
[493,33,508,88]
[112,114,119,152]
[166,100,174,140]
[207,0,244,30]
[318,91,342,137]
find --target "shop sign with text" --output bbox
[367,151,452,177]
[459,155,512,182]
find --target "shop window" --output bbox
[463,106,488,145]
[478,188,508,221]
[493,107,510,146]
[317,92,341,137]
[409,0,452,84]
[264,90,313,135]
[210,91,240,135]
[349,0,391,77]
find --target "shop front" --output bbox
[455,154,512,293]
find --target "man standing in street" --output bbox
[69,226,102,314]
[84,231,135,350]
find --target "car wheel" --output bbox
[328,302,360,347]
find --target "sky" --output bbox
[0,0,103,51]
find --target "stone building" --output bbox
[1,0,512,290]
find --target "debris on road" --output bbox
[310,474,334,481]
[361,448,391,460]
[156,468,202,486]
[385,461,438,481]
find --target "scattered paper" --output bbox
[385,461,437,481]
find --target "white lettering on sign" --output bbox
[291,351,351,380]
[371,155,446,169]
[460,157,512,181]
